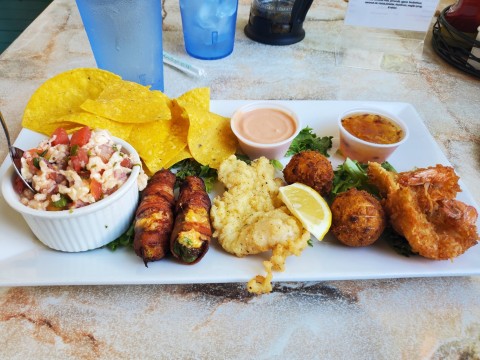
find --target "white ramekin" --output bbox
[1,136,140,252]
[230,102,301,160]
[338,107,409,163]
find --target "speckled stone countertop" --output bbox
[1,0,479,358]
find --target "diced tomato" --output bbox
[90,179,103,201]
[51,127,69,146]
[71,148,89,172]
[120,157,132,168]
[70,126,91,147]
[13,175,26,194]
[97,144,115,163]
[25,148,42,157]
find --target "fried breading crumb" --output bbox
[211,155,310,294]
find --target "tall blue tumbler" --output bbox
[75,0,164,91]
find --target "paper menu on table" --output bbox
[344,0,440,32]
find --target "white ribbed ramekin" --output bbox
[1,136,140,252]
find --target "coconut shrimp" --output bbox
[368,162,479,260]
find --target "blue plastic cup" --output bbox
[179,0,239,60]
[75,0,164,91]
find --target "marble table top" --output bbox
[1,0,479,358]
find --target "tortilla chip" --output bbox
[176,87,210,111]
[54,112,134,140]
[22,68,121,133]
[163,148,192,169]
[21,71,232,175]
[185,104,237,169]
[129,111,189,173]
[36,122,83,137]
[80,80,171,123]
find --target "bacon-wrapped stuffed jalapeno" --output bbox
[134,169,176,265]
[170,176,212,264]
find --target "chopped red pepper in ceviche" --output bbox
[15,126,147,211]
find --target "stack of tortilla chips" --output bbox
[22,68,237,174]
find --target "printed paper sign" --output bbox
[344,0,440,32]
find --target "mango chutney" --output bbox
[341,113,404,145]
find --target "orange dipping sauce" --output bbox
[341,113,404,144]
[235,108,297,144]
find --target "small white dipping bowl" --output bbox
[231,102,301,160]
[1,135,140,252]
[338,107,409,163]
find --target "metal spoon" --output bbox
[0,111,36,193]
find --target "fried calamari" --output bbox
[211,155,310,294]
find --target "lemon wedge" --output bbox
[279,183,332,241]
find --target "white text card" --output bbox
[344,0,440,32]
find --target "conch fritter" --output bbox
[283,150,334,197]
[368,162,479,260]
[211,155,310,294]
[330,188,386,247]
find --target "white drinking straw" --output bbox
[163,51,206,77]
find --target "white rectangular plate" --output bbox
[0,100,479,287]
